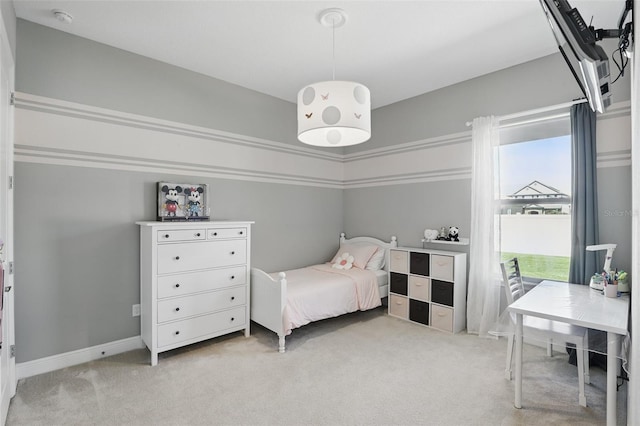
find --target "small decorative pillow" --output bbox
[332,244,378,269]
[332,252,354,270]
[365,247,385,270]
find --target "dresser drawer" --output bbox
[389,294,409,319]
[408,276,430,302]
[157,240,247,274]
[157,306,246,348]
[157,286,246,323]
[157,266,246,298]
[208,227,247,240]
[431,255,454,281]
[157,229,206,243]
[431,305,453,332]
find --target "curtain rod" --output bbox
[465,99,587,127]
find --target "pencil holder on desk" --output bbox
[604,281,618,298]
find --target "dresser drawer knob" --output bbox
[239,231,243,235]
[164,234,170,239]
[175,331,180,335]
[230,317,235,322]
[230,296,235,301]
[175,283,180,288]
[175,256,180,261]
[175,307,180,312]
[231,275,235,280]
[195,232,201,237]
[230,251,235,255]
[212,232,218,236]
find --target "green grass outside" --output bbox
[501,252,570,282]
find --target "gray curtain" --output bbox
[568,103,599,284]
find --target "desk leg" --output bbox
[515,313,523,409]
[606,332,619,426]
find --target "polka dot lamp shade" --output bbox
[297,80,371,147]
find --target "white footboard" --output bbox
[250,268,287,353]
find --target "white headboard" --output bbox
[339,233,398,272]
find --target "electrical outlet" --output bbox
[132,304,141,317]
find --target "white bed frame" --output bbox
[250,233,398,353]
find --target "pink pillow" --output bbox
[332,244,378,269]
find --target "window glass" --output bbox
[498,129,572,282]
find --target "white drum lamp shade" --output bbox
[297,80,371,147]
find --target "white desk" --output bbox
[508,280,629,426]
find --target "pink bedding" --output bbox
[272,263,381,335]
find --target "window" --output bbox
[497,116,572,282]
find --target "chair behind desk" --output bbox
[500,257,591,407]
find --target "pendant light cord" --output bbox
[332,18,336,81]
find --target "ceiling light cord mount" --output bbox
[297,8,371,147]
[52,9,73,24]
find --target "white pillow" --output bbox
[365,247,385,271]
[331,252,354,270]
[332,244,378,270]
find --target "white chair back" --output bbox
[500,257,525,305]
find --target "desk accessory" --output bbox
[586,243,629,292]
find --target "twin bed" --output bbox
[250,233,398,352]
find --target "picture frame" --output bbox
[157,182,210,222]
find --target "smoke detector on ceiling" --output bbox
[52,9,73,24]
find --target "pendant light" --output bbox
[297,8,371,147]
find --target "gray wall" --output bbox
[351,38,631,154]
[16,20,302,148]
[597,166,633,272]
[15,163,341,361]
[14,21,343,363]
[344,179,471,251]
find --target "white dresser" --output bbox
[137,221,253,365]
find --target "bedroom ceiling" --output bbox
[12,1,624,109]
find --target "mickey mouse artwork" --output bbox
[184,186,204,218]
[157,182,210,221]
[161,185,182,217]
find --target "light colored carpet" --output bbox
[7,307,627,425]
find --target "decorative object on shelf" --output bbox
[448,226,460,242]
[437,227,448,240]
[297,8,371,147]
[157,182,210,222]
[423,229,439,241]
[423,226,468,247]
[184,187,204,218]
[435,225,460,241]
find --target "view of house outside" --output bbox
[498,135,571,281]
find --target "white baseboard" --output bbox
[16,336,145,379]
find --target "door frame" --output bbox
[0,8,16,425]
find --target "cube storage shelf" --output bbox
[388,247,467,333]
